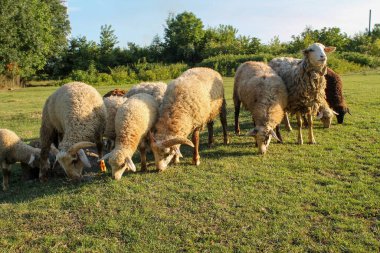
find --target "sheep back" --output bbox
[125,82,167,105]
[42,82,106,150]
[234,61,287,129]
[103,95,128,140]
[115,93,159,156]
[155,67,224,139]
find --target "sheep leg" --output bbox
[302,114,309,128]
[296,112,303,145]
[284,112,293,131]
[139,146,147,171]
[220,98,229,144]
[39,123,56,180]
[1,161,11,191]
[207,121,214,148]
[234,97,241,135]
[307,113,316,144]
[192,128,200,166]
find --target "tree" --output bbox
[0,0,70,78]
[163,12,205,63]
[98,24,119,72]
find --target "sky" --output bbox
[67,0,380,48]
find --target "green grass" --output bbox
[0,74,379,252]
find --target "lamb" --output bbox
[39,82,107,181]
[100,93,159,180]
[233,61,287,154]
[149,67,228,171]
[0,129,42,190]
[125,82,167,104]
[325,67,351,124]
[269,43,336,144]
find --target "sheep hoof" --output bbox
[309,140,316,144]
[297,139,303,145]
[193,159,200,166]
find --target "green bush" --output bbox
[338,52,380,68]
[327,54,365,74]
[197,53,276,76]
[133,62,188,81]
[110,66,138,84]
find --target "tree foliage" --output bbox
[0,0,70,77]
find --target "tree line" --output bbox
[1,1,380,82]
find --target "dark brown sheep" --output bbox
[103,88,127,98]
[325,68,350,124]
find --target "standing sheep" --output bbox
[39,82,107,181]
[269,43,336,144]
[0,129,42,190]
[325,67,351,124]
[233,61,287,154]
[100,93,159,180]
[150,67,228,171]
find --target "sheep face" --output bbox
[150,132,194,171]
[108,150,136,180]
[56,142,95,181]
[317,108,339,128]
[303,43,336,67]
[247,126,280,154]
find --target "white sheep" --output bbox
[100,93,159,180]
[233,61,288,154]
[125,82,167,104]
[269,43,336,144]
[150,67,228,171]
[0,129,42,190]
[39,82,107,181]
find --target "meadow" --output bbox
[0,73,379,252]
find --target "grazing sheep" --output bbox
[125,82,167,105]
[39,82,107,181]
[100,93,159,180]
[233,61,287,154]
[103,95,128,152]
[150,67,228,171]
[103,88,127,98]
[325,67,351,124]
[0,129,42,190]
[269,43,336,144]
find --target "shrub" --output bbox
[327,54,365,74]
[338,52,380,68]
[110,66,137,84]
[197,53,276,76]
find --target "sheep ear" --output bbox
[324,46,336,53]
[316,111,323,120]
[302,48,311,56]
[28,154,35,165]
[332,110,339,115]
[78,149,92,168]
[270,129,281,143]
[346,108,352,116]
[125,157,136,172]
[247,128,258,136]
[68,142,96,155]
[99,152,111,162]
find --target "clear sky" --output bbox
[67,0,380,48]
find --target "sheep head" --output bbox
[316,108,339,128]
[100,150,136,180]
[247,126,280,155]
[56,141,95,181]
[336,107,351,124]
[303,43,336,68]
[149,132,194,171]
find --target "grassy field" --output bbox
[0,74,379,252]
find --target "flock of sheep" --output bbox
[0,42,350,190]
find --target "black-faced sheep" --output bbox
[269,43,336,144]
[233,61,287,154]
[101,93,159,180]
[39,82,107,181]
[150,67,228,171]
[0,129,42,190]
[325,67,351,124]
